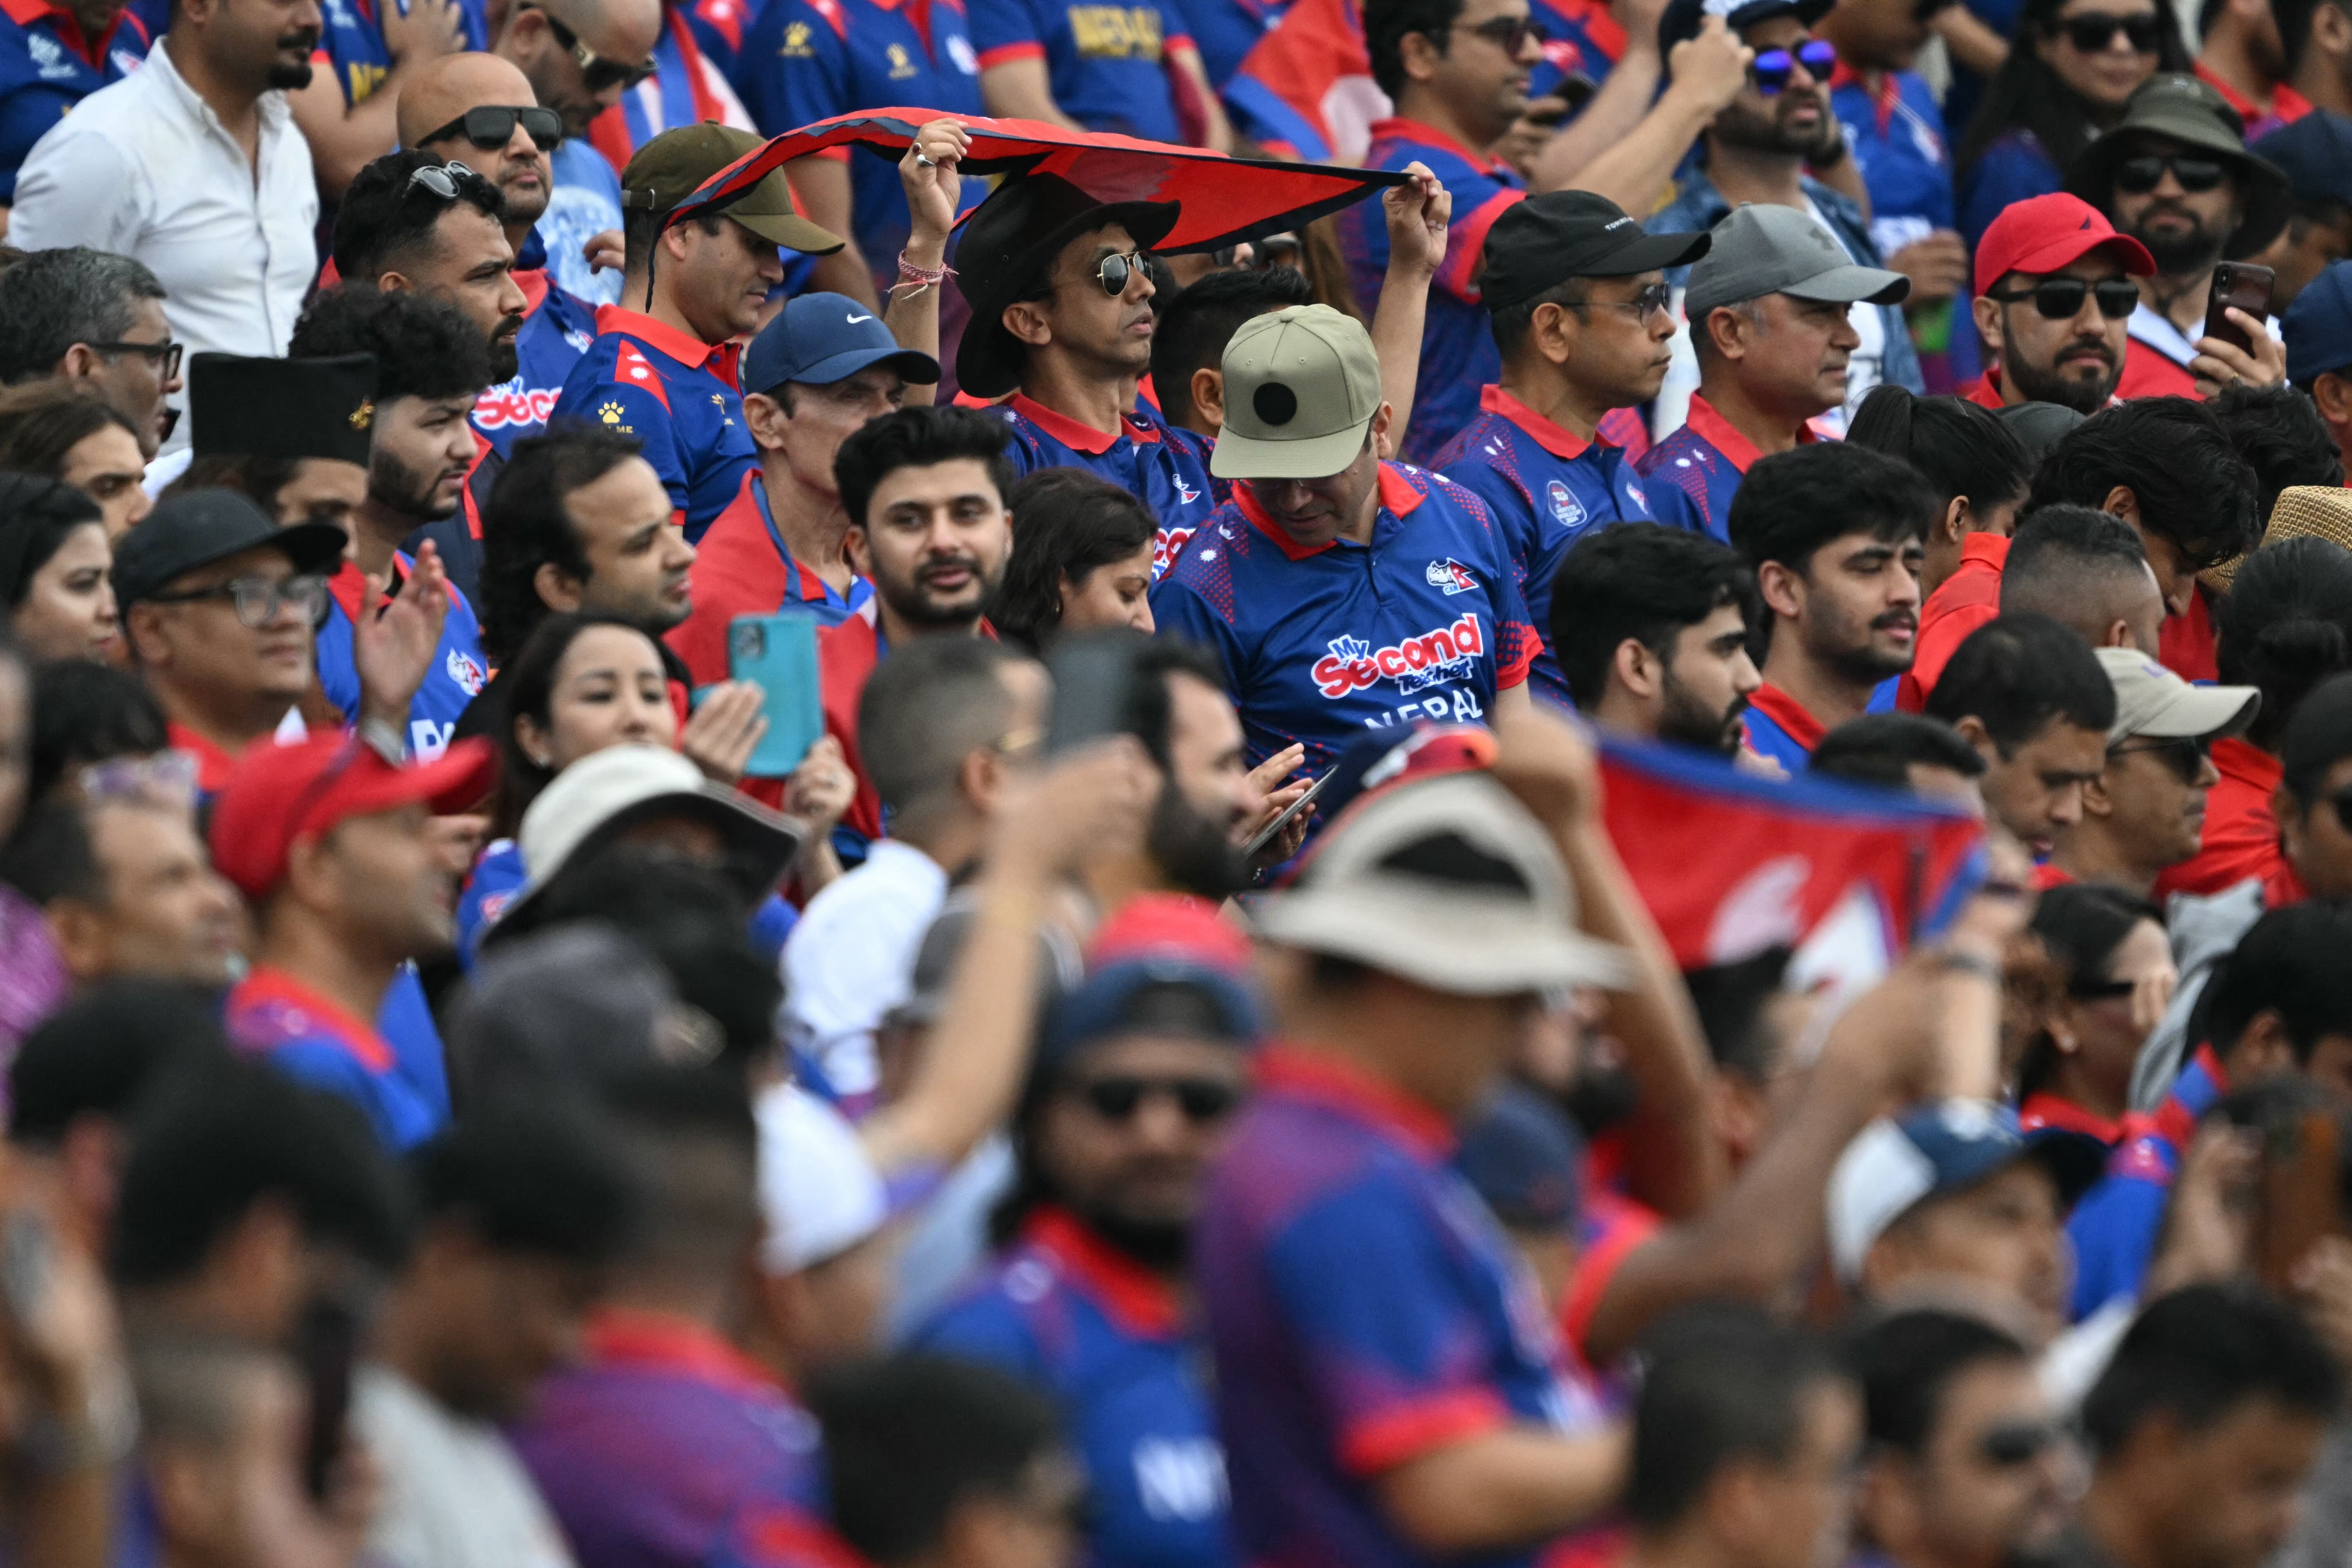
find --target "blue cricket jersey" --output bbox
[2067,1044,2230,1320]
[472,267,600,456]
[312,0,487,109]
[1339,118,1526,468]
[554,304,760,544]
[1432,383,1655,707]
[1634,394,1819,544]
[1148,463,1539,779]
[1829,64,1953,237]
[227,966,448,1150]
[996,393,1221,577]
[0,0,147,201]
[916,1207,1236,1568]
[968,0,1191,141]
[1739,679,1899,775]
[314,557,492,764]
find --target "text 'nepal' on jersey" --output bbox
[1197,1050,1608,1568]
[1635,394,1819,543]
[227,966,450,1151]
[1149,462,1537,779]
[668,469,875,688]
[728,0,987,284]
[0,0,147,202]
[1434,384,1655,708]
[314,558,491,765]
[915,1205,1236,1568]
[968,0,1188,142]
[472,269,600,456]
[997,394,1221,577]
[554,304,760,544]
[1339,118,1526,469]
[2067,1043,2230,1321]
[312,0,488,107]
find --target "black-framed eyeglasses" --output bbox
[2054,9,2161,51]
[1988,276,2142,321]
[524,4,655,91]
[1087,248,1152,298]
[2110,735,2208,782]
[85,337,183,380]
[406,159,495,204]
[1573,281,1674,321]
[2114,152,2227,195]
[1077,1076,1242,1123]
[1978,1421,2061,1466]
[1752,38,1836,95]
[419,105,565,155]
[144,573,330,630]
[1453,13,1546,52]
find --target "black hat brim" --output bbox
[954,197,1182,399]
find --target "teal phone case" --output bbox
[726,612,825,779]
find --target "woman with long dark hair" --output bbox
[989,467,1159,652]
[2015,883,2172,1144]
[1955,0,2187,248]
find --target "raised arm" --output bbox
[883,119,969,410]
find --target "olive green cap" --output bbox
[621,123,843,255]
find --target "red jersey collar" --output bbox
[1828,58,1900,131]
[1746,682,1828,752]
[1255,1046,1456,1158]
[168,722,241,795]
[1006,392,1159,457]
[234,966,395,1074]
[1233,463,1425,562]
[1022,1206,1183,1338]
[1684,393,1811,475]
[513,267,552,318]
[593,303,726,372]
[2193,60,2309,124]
[1958,371,2007,410]
[2018,1091,2120,1147]
[584,1306,783,1394]
[1366,116,1499,174]
[1480,383,1595,460]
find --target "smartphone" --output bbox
[726,613,826,780]
[2203,262,2276,359]
[1046,630,1147,755]
[2257,1107,2342,1290]
[1243,766,1336,859]
[295,1298,358,1502]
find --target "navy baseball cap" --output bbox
[2252,110,2352,213]
[741,291,941,398]
[2287,260,2352,386]
[1455,1085,1585,1233]
[1659,0,1833,55]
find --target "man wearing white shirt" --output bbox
[9,0,325,450]
[782,634,1045,1113]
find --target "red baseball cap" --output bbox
[1972,193,2156,300]
[209,733,496,900]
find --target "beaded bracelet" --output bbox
[891,251,956,297]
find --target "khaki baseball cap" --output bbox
[1211,304,1382,482]
[621,124,843,255]
[2096,646,2258,747]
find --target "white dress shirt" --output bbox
[10,40,319,450]
[780,839,948,1103]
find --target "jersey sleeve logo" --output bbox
[1544,480,1586,529]
[445,647,488,697]
[1425,558,1478,595]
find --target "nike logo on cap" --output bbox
[847,312,874,323]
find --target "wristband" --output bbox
[892,251,955,296]
[1937,950,2002,983]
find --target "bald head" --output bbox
[496,0,661,140]
[401,53,554,235]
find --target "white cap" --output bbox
[756,1082,889,1274]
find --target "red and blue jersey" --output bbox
[2066,1044,2230,1321]
[915,1206,1235,1568]
[968,0,1192,141]
[1149,463,1539,779]
[555,304,760,544]
[0,0,147,202]
[472,268,600,456]
[1525,0,1620,102]
[1634,394,1815,544]
[1739,679,1898,775]
[668,469,874,688]
[312,0,488,108]
[1432,384,1654,708]
[1196,1049,1608,1568]
[1178,0,1288,90]
[995,393,1221,577]
[226,966,450,1151]
[1339,118,1525,468]
[512,1308,826,1568]
[314,557,491,764]
[1829,65,1952,236]
[729,0,986,285]
[587,5,737,166]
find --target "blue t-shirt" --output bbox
[0,0,147,201]
[1196,1050,1607,1568]
[545,139,626,308]
[2067,1045,2230,1319]
[1172,0,1282,88]
[554,305,760,544]
[1432,383,1654,707]
[916,1207,1235,1568]
[1957,130,2063,254]
[227,967,448,1150]
[733,0,986,286]
[1149,463,1539,778]
[996,393,1222,576]
[968,0,1188,141]
[314,558,492,764]
[1339,118,1525,468]
[472,270,601,455]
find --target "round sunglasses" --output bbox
[1988,275,2142,320]
[1082,248,1152,298]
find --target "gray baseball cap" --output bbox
[1684,204,1911,318]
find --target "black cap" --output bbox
[2252,110,2352,211]
[112,490,349,612]
[1482,191,1712,311]
[188,352,379,467]
[1659,0,1833,56]
[953,173,1180,399]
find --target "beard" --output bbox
[1073,1198,1193,1272]
[1657,668,1748,755]
[489,329,520,383]
[370,446,457,522]
[1712,91,1838,159]
[1145,780,1252,899]
[1810,602,1916,682]
[2127,200,2230,278]
[265,30,318,89]
[877,552,991,630]
[2005,328,2121,413]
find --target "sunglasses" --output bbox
[1752,38,1836,95]
[1988,275,2142,320]
[1979,1421,2060,1467]
[406,160,496,204]
[526,4,655,91]
[145,572,330,630]
[419,104,565,154]
[2114,152,2227,194]
[2055,9,2162,51]
[1454,13,1547,52]
[1077,1076,1241,1123]
[1575,281,1675,321]
[1085,248,1152,298]
[2110,735,2208,782]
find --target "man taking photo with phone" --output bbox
[2067,72,2295,396]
